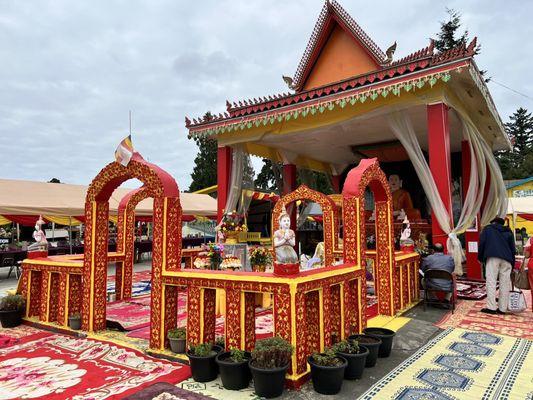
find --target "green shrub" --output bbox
[311,348,343,367]
[229,348,248,363]
[0,294,25,312]
[168,327,186,339]
[332,339,360,354]
[69,312,81,319]
[189,342,215,357]
[251,336,293,369]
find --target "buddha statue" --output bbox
[27,216,48,252]
[273,207,298,264]
[388,174,414,220]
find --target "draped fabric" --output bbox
[0,215,11,225]
[387,110,506,274]
[44,215,82,226]
[223,145,255,219]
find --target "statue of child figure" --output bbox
[27,216,48,252]
[273,207,298,264]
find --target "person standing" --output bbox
[478,217,516,315]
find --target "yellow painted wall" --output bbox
[507,180,533,235]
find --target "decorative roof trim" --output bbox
[188,66,460,139]
[292,0,386,91]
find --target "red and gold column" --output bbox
[428,103,453,250]
[243,292,256,351]
[202,288,216,344]
[186,285,201,346]
[225,288,242,349]
[217,146,232,222]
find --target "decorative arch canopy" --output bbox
[272,184,339,266]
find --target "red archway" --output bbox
[342,158,394,316]
[82,152,182,338]
[115,187,151,300]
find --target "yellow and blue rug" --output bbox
[359,328,533,400]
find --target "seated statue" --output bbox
[388,174,415,220]
[306,242,325,269]
[273,208,298,264]
[27,216,48,252]
[400,216,415,250]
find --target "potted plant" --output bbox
[249,246,272,272]
[249,336,293,398]
[68,312,81,330]
[348,334,382,368]
[308,347,347,395]
[363,327,396,358]
[187,342,219,382]
[215,335,225,351]
[332,339,369,380]
[167,327,186,353]
[0,294,26,328]
[216,348,251,390]
[206,243,224,270]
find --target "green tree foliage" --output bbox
[433,8,469,52]
[497,107,533,179]
[188,112,218,193]
[255,159,282,193]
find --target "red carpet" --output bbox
[106,295,152,331]
[435,292,533,340]
[456,278,492,300]
[0,330,190,399]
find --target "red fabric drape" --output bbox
[3,215,47,226]
[518,213,533,221]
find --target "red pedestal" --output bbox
[427,103,453,250]
[400,244,415,253]
[27,250,48,259]
[217,146,232,223]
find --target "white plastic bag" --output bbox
[508,290,527,313]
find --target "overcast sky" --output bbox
[1,0,531,190]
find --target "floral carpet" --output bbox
[106,295,154,331]
[435,294,533,340]
[0,327,191,400]
[359,327,533,400]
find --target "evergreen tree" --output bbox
[188,112,218,192]
[497,107,533,179]
[433,8,469,52]
[255,159,282,193]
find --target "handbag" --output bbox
[508,289,527,313]
[511,260,530,290]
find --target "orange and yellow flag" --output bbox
[114,135,134,166]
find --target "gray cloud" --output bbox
[0,0,531,189]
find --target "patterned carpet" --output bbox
[359,327,533,400]
[0,326,191,400]
[107,270,152,297]
[436,295,533,340]
[456,278,490,300]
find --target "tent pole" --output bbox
[69,216,73,254]
[16,223,19,242]
[52,222,55,241]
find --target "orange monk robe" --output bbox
[391,189,414,211]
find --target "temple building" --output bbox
[185,0,509,278]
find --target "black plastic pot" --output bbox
[348,334,382,367]
[168,337,186,353]
[336,346,369,380]
[216,351,251,390]
[187,347,219,382]
[0,309,23,328]
[68,316,81,330]
[249,361,288,399]
[363,327,395,358]
[308,354,347,395]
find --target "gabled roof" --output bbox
[505,176,533,190]
[292,0,386,92]
[185,38,480,130]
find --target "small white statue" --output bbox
[28,216,48,251]
[273,207,298,264]
[400,216,414,245]
[396,208,406,222]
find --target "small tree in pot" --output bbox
[332,339,368,380]
[308,347,347,395]
[68,312,81,330]
[167,327,186,353]
[187,342,219,382]
[216,348,251,390]
[249,336,293,398]
[215,335,225,351]
[0,294,26,328]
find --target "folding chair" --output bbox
[422,269,456,313]
[3,257,18,279]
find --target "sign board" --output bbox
[513,189,533,197]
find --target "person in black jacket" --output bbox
[478,217,516,315]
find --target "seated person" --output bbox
[420,243,454,300]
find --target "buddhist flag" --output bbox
[115,135,134,166]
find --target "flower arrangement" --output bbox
[249,246,272,272]
[206,243,224,270]
[220,212,247,234]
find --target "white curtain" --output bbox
[223,145,255,218]
[387,110,505,274]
